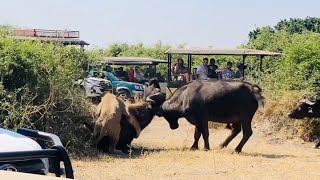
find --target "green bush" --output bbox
[245,18,320,142]
[0,31,97,155]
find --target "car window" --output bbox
[107,72,121,81]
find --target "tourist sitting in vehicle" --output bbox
[172,58,192,83]
[115,67,129,81]
[196,58,210,80]
[134,66,148,84]
[234,63,247,80]
[215,61,235,80]
[208,58,219,79]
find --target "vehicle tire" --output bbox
[118,89,131,100]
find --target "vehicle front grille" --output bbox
[99,81,112,91]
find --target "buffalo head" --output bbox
[160,104,179,130]
[143,78,166,113]
[159,99,180,130]
[288,97,320,119]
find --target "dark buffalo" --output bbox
[288,97,320,119]
[159,79,264,153]
[288,97,320,148]
[97,78,166,153]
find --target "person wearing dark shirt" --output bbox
[208,58,219,79]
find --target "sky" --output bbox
[0,0,319,49]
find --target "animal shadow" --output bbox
[239,151,295,159]
[108,145,167,159]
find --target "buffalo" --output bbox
[158,79,264,153]
[95,78,166,153]
[288,97,320,119]
[288,97,320,148]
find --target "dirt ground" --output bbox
[72,117,320,180]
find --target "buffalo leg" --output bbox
[109,136,122,154]
[201,121,210,150]
[314,140,320,148]
[191,126,201,150]
[235,120,253,153]
[219,122,241,149]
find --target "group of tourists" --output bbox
[172,57,246,82]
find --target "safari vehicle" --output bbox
[101,57,167,98]
[86,68,144,100]
[77,57,167,100]
[164,48,282,94]
[102,57,167,79]
[0,127,74,179]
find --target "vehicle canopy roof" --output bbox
[164,47,282,89]
[165,48,282,56]
[101,57,167,65]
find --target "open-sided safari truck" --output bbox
[164,48,282,94]
[78,57,167,101]
[101,56,168,92]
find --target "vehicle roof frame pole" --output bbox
[259,55,265,71]
[187,54,192,69]
[167,53,172,82]
[242,55,247,79]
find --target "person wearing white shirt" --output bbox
[196,58,210,80]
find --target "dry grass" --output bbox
[71,117,320,180]
[68,89,320,179]
[253,90,320,142]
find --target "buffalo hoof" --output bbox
[219,144,227,149]
[109,149,123,154]
[190,146,199,150]
[234,149,242,154]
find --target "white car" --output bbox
[76,77,112,98]
[0,128,74,178]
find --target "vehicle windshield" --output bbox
[106,72,121,81]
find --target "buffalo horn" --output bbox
[146,91,161,104]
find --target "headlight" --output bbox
[134,85,143,90]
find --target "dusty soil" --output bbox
[72,117,320,180]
